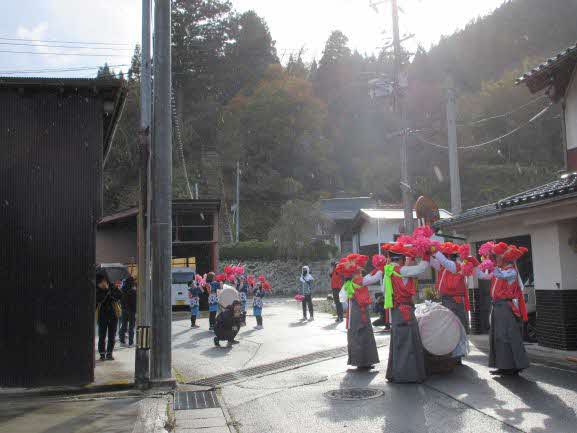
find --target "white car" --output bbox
[172,267,196,309]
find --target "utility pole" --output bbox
[446,78,462,214]
[150,0,174,386]
[135,0,152,388]
[235,161,240,243]
[391,0,414,233]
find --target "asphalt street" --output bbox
[3,299,576,433]
[178,300,577,433]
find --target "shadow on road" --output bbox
[494,375,577,433]
[321,322,340,330]
[288,321,309,328]
[172,330,214,349]
[201,346,234,358]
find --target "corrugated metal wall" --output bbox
[0,87,102,386]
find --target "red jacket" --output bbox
[390,265,417,321]
[331,271,343,290]
[436,263,471,311]
[491,266,528,322]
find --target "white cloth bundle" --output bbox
[415,301,468,356]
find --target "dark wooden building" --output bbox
[0,77,126,386]
[97,199,221,275]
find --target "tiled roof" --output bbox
[320,197,377,221]
[516,42,577,84]
[433,204,499,229]
[434,174,577,229]
[497,173,577,208]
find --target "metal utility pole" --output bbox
[446,79,462,214]
[391,0,414,233]
[235,161,240,243]
[150,0,174,385]
[135,0,152,388]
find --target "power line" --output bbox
[0,42,134,51]
[0,49,127,57]
[0,36,132,46]
[415,104,553,151]
[0,64,130,74]
[458,95,549,127]
[171,91,195,201]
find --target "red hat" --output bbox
[503,245,528,262]
[439,242,459,255]
[458,244,471,259]
[462,255,480,267]
[492,242,508,256]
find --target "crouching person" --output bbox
[214,300,242,348]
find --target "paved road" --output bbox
[4,300,576,433]
[173,300,577,433]
[171,299,389,383]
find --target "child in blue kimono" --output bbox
[237,276,249,326]
[188,280,203,328]
[253,282,265,329]
[206,272,221,330]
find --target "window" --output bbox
[172,272,195,284]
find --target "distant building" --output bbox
[0,77,126,386]
[97,199,221,275]
[351,207,452,256]
[319,197,377,253]
[436,43,577,350]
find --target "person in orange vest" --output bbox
[364,243,429,383]
[477,242,529,376]
[337,254,379,370]
[330,261,344,323]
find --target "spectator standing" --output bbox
[300,265,314,321]
[206,272,220,330]
[96,273,122,360]
[119,276,137,346]
[330,262,344,322]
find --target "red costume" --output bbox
[390,264,416,321]
[436,263,471,312]
[490,265,528,322]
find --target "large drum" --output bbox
[415,303,465,356]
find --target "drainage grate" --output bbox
[188,346,349,387]
[188,344,388,387]
[324,388,384,401]
[174,390,220,410]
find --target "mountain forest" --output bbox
[101,0,577,242]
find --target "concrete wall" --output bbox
[565,67,577,151]
[359,220,397,247]
[531,223,563,291]
[96,225,137,264]
[558,219,577,290]
[222,258,332,296]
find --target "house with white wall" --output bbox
[435,42,577,351]
[350,207,452,255]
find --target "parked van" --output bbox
[172,267,196,309]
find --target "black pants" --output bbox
[332,288,343,320]
[302,294,314,318]
[256,315,263,326]
[214,327,239,343]
[209,311,217,328]
[119,310,136,345]
[98,316,118,356]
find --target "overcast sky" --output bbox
[0,0,506,77]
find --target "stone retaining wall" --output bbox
[222,259,332,296]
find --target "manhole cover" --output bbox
[324,388,384,401]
